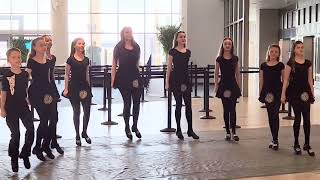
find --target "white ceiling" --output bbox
[250,0,297,9]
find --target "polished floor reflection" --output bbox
[0,95,320,179]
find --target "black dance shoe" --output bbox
[76,136,82,146]
[268,141,274,149]
[225,133,231,141]
[81,132,92,144]
[132,127,142,139]
[187,130,199,139]
[273,141,279,150]
[125,127,133,140]
[51,144,64,155]
[303,144,315,156]
[232,134,240,141]
[176,130,184,140]
[22,157,31,169]
[32,147,46,161]
[43,149,55,159]
[11,157,18,172]
[293,144,302,155]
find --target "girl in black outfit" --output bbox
[259,44,284,150]
[112,27,142,140]
[281,41,315,156]
[27,37,58,161]
[1,48,34,172]
[63,38,92,146]
[165,31,199,140]
[42,35,64,154]
[214,37,241,141]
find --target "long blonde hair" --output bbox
[28,37,44,59]
[265,44,281,62]
[70,38,85,58]
[119,27,137,47]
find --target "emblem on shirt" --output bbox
[132,79,139,88]
[79,90,88,99]
[181,84,187,92]
[223,90,232,98]
[6,75,15,95]
[43,94,53,104]
[265,93,274,103]
[300,92,309,102]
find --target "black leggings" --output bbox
[50,103,59,147]
[266,102,280,142]
[291,102,311,146]
[6,106,34,158]
[34,103,57,151]
[172,89,193,132]
[119,87,141,129]
[70,98,91,138]
[221,98,237,134]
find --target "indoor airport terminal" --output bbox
[1,0,320,179]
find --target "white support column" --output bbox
[51,0,69,65]
[181,0,188,32]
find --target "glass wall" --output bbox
[224,0,244,65]
[0,0,51,65]
[0,0,51,34]
[68,0,182,65]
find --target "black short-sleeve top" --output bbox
[260,62,284,92]
[113,42,141,89]
[215,55,241,99]
[169,48,191,83]
[1,70,29,108]
[259,62,284,103]
[27,58,59,105]
[287,59,314,103]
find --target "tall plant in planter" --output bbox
[157,24,181,64]
[11,37,30,63]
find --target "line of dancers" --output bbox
[0,27,316,173]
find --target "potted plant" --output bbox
[11,36,30,63]
[157,24,181,64]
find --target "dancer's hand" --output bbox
[1,109,6,118]
[280,94,286,104]
[165,81,169,90]
[214,85,218,93]
[63,89,68,97]
[25,98,30,105]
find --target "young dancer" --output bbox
[63,38,92,146]
[214,37,241,141]
[281,41,315,156]
[42,35,64,154]
[165,31,199,140]
[111,27,142,140]
[1,48,34,172]
[27,37,59,160]
[259,44,284,150]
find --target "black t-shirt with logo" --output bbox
[1,70,29,111]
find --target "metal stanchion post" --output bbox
[101,72,118,126]
[160,89,176,132]
[200,69,215,119]
[98,68,108,111]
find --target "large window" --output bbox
[0,0,51,34]
[68,0,182,65]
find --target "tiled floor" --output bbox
[1,81,320,179]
